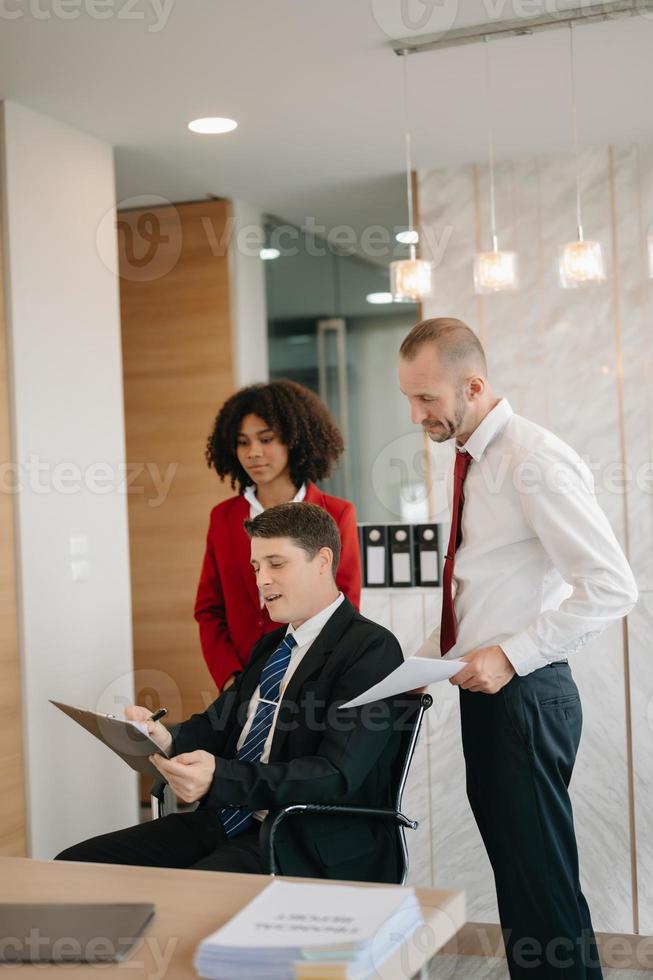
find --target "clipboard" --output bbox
[50,700,170,778]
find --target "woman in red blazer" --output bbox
[195,380,362,690]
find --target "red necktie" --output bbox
[440,450,473,655]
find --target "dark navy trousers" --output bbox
[460,663,603,979]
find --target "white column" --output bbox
[229,199,269,386]
[0,100,138,858]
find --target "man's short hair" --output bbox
[399,317,487,376]
[244,502,341,574]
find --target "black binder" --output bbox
[360,524,389,587]
[388,524,414,587]
[413,524,441,586]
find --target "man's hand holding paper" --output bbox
[449,645,515,694]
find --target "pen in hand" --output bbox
[148,707,170,754]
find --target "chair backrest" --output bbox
[383,692,432,885]
[390,692,433,814]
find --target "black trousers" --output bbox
[55,808,264,874]
[460,662,602,980]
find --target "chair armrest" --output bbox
[264,803,418,875]
[150,779,167,819]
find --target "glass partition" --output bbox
[265,218,422,522]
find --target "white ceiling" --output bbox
[1,0,652,259]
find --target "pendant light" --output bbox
[473,37,518,294]
[559,21,605,288]
[390,52,432,302]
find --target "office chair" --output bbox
[151,692,433,886]
[264,692,432,884]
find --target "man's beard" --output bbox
[423,387,467,443]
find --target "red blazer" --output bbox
[194,483,362,690]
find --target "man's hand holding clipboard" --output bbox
[124,705,172,753]
[127,706,217,804]
[50,701,172,779]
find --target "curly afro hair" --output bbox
[206,380,345,493]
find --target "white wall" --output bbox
[0,101,138,858]
[230,199,269,386]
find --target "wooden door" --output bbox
[118,199,236,799]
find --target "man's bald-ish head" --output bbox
[399,317,487,382]
[399,317,497,446]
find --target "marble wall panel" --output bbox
[535,147,625,547]
[613,144,653,591]
[635,144,653,539]
[468,162,537,412]
[419,166,480,333]
[428,666,500,924]
[422,586,500,922]
[416,143,645,934]
[570,625,633,933]
[390,591,428,660]
[360,590,393,632]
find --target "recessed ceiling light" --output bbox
[260,248,281,261]
[366,292,394,305]
[188,117,238,135]
[396,230,419,245]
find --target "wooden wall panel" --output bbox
[0,202,27,856]
[119,200,236,773]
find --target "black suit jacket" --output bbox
[173,597,405,881]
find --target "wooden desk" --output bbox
[0,858,465,979]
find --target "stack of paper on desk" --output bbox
[193,880,423,980]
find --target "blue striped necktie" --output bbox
[220,633,297,839]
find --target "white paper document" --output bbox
[194,880,422,980]
[339,656,465,709]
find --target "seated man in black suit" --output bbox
[56,502,405,882]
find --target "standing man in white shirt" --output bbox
[399,317,637,980]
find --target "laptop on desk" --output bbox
[0,903,155,963]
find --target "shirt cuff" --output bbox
[500,632,551,677]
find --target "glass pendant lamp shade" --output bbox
[558,23,605,289]
[390,52,432,304]
[559,237,605,288]
[473,37,519,296]
[473,244,518,294]
[390,254,432,302]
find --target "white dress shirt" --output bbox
[236,591,345,819]
[420,399,638,676]
[243,482,307,518]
